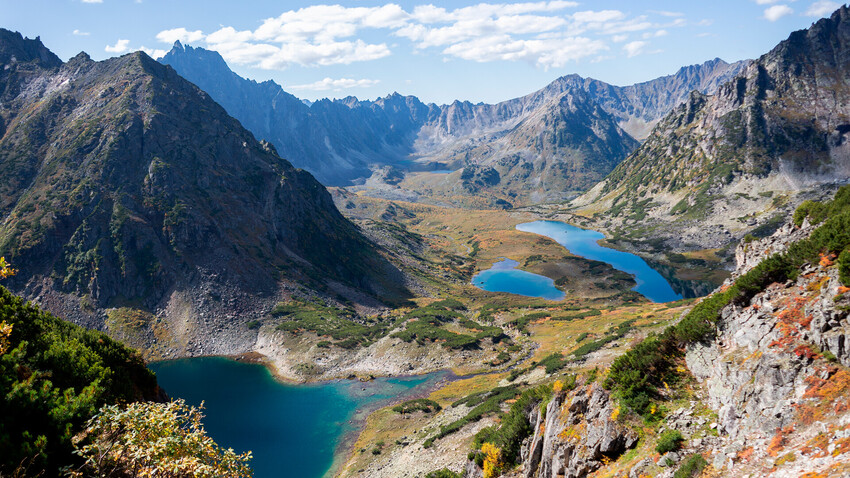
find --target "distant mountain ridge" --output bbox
[0,29,407,355]
[160,44,746,203]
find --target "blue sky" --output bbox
[2,1,845,104]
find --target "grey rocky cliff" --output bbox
[683,218,850,475]
[525,383,637,478]
[732,220,815,278]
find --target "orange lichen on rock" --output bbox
[833,437,850,456]
[820,253,836,267]
[737,446,755,462]
[802,432,830,458]
[794,344,818,360]
[804,368,850,402]
[767,426,794,457]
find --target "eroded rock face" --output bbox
[519,383,637,478]
[682,217,850,476]
[688,219,850,441]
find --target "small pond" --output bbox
[471,258,565,301]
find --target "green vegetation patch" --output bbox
[656,430,684,454]
[0,286,160,475]
[273,300,389,349]
[673,454,708,478]
[392,302,505,349]
[426,469,461,478]
[424,385,524,447]
[392,398,442,414]
[571,319,635,360]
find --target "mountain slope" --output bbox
[160,43,435,185]
[161,45,744,205]
[0,30,408,354]
[573,6,850,252]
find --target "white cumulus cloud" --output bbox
[72,29,90,36]
[764,5,794,21]
[289,77,381,91]
[159,2,689,70]
[201,4,403,68]
[105,39,130,53]
[806,1,840,17]
[623,40,647,57]
[81,0,103,3]
[105,39,165,58]
[139,46,168,59]
[156,28,205,44]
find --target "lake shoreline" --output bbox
[515,220,683,303]
[150,354,468,478]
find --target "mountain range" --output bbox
[0,29,408,352]
[160,44,747,204]
[572,6,850,251]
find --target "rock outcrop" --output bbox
[521,383,637,478]
[682,217,850,475]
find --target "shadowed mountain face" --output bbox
[160,44,745,204]
[0,30,409,326]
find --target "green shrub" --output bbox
[839,249,850,286]
[426,469,461,478]
[673,454,707,478]
[794,200,827,226]
[246,320,261,329]
[537,353,569,374]
[392,399,442,414]
[656,430,684,454]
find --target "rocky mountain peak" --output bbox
[0,28,61,68]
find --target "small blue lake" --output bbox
[471,258,565,301]
[150,357,448,478]
[516,221,682,303]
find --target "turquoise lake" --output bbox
[515,221,682,303]
[471,258,565,301]
[150,357,449,478]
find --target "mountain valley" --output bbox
[2,4,850,478]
